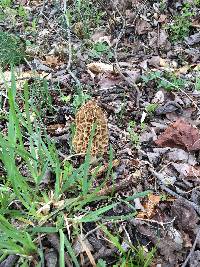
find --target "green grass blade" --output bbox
[59,229,65,267]
[64,235,80,267]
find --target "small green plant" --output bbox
[18,4,28,21]
[0,1,32,28]
[89,41,113,59]
[167,4,193,42]
[116,245,156,267]
[128,121,140,148]
[72,91,91,113]
[61,0,104,38]
[0,31,25,67]
[101,225,156,267]
[195,0,200,7]
[145,103,158,114]
[159,0,167,11]
[142,70,186,91]
[28,78,53,116]
[25,18,38,33]
[195,76,200,91]
[0,0,12,8]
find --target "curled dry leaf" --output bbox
[87,62,115,74]
[155,119,200,152]
[148,56,169,68]
[43,55,62,67]
[0,70,51,88]
[91,30,111,45]
[185,32,200,45]
[152,90,165,104]
[155,101,182,115]
[137,194,161,219]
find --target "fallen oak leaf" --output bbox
[155,119,200,152]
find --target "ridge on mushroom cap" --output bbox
[72,100,109,156]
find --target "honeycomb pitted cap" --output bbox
[72,100,109,156]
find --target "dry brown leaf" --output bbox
[98,72,122,89]
[158,14,167,23]
[136,19,151,35]
[91,30,111,45]
[175,65,190,75]
[43,55,60,66]
[172,163,200,181]
[137,194,161,219]
[155,119,200,152]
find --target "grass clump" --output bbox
[0,72,154,265]
[0,31,25,68]
[61,0,104,39]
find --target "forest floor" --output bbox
[0,0,200,266]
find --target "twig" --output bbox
[97,170,141,196]
[58,151,85,160]
[133,217,176,229]
[112,3,141,106]
[63,0,81,88]
[181,227,200,267]
[150,168,200,215]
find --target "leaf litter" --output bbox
[0,0,200,266]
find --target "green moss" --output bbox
[0,31,25,68]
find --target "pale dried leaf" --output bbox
[87,62,115,74]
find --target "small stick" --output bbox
[63,0,81,88]
[112,3,141,106]
[150,168,200,215]
[97,170,141,196]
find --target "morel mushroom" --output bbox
[72,100,109,156]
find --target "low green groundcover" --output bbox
[0,31,25,67]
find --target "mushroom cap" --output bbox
[72,100,109,156]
